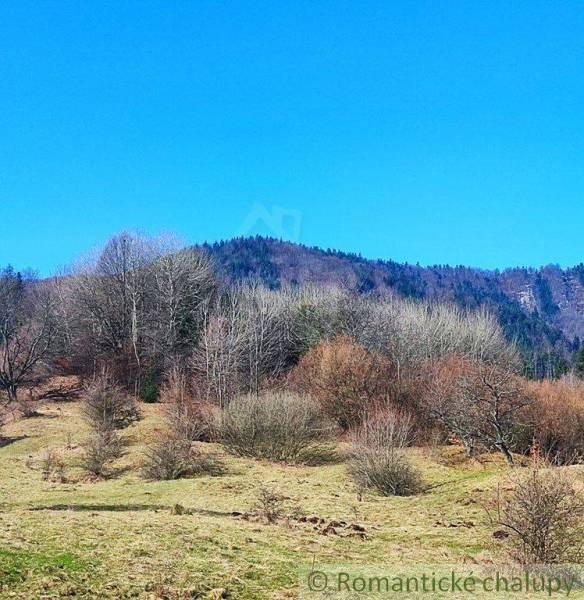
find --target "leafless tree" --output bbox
[68,232,154,375]
[147,237,216,365]
[68,231,215,384]
[238,282,300,394]
[426,356,531,465]
[0,267,56,404]
[192,292,245,407]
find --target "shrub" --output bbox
[161,367,216,442]
[17,390,38,418]
[219,391,337,463]
[348,410,423,497]
[139,369,159,403]
[288,336,394,430]
[81,373,140,432]
[41,449,66,483]
[349,447,423,497]
[521,379,584,464]
[492,466,584,564]
[142,435,225,480]
[254,485,286,523]
[81,431,123,478]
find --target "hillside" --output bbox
[201,237,584,376]
[0,395,524,599]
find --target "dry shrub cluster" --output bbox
[254,485,287,524]
[80,372,137,478]
[348,410,423,497]
[142,436,225,480]
[521,379,584,465]
[160,367,217,442]
[81,430,124,478]
[288,336,394,430]
[492,465,584,564]
[142,367,225,480]
[219,391,337,464]
[81,373,140,432]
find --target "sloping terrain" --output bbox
[0,399,536,599]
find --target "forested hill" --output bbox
[200,236,584,376]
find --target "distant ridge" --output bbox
[199,236,584,377]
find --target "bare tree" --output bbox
[68,232,154,377]
[147,238,216,365]
[0,267,56,403]
[192,292,245,407]
[68,231,216,385]
[426,356,531,465]
[238,282,301,394]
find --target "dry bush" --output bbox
[348,410,423,497]
[351,408,416,449]
[219,391,337,464]
[288,336,394,430]
[81,430,124,478]
[41,449,66,483]
[254,485,287,524]
[161,367,216,442]
[142,435,225,480]
[81,373,140,432]
[492,466,584,564]
[349,448,423,497]
[521,379,584,465]
[422,355,478,454]
[16,390,39,418]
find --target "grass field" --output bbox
[1,399,582,599]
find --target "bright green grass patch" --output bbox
[0,548,88,586]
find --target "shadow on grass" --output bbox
[30,503,168,512]
[0,435,28,448]
[29,503,237,517]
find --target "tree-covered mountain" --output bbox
[201,236,584,377]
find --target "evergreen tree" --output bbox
[573,345,584,378]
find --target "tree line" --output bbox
[3,230,584,466]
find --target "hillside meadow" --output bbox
[2,389,582,599]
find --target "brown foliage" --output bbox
[288,336,394,430]
[423,355,531,464]
[521,378,584,464]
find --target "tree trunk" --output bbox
[7,384,18,403]
[496,442,515,466]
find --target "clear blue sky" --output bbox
[1,1,583,275]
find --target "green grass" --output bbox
[0,549,88,587]
[1,400,582,599]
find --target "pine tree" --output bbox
[573,346,584,378]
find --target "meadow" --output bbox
[3,390,578,599]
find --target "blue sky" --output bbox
[1,1,583,275]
